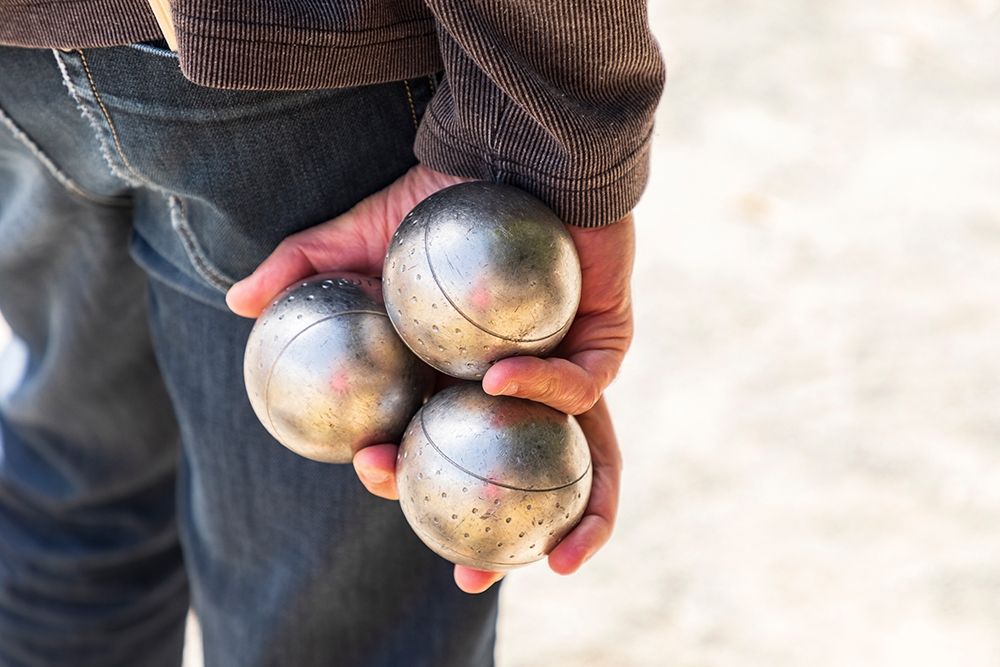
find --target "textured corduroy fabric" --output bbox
[0,1,665,227]
[0,0,163,48]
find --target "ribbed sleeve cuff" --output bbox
[414,106,654,228]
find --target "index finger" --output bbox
[481,349,620,415]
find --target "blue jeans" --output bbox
[0,44,498,667]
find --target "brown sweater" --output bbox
[0,1,665,228]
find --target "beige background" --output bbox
[3,0,999,665]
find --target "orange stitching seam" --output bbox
[403,79,418,131]
[76,49,141,180]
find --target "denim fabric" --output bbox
[0,44,498,667]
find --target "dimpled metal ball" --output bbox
[396,383,592,571]
[382,182,582,380]
[244,273,433,464]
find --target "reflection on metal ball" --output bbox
[244,273,434,464]
[382,182,582,380]
[396,383,592,571]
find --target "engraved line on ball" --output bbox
[262,310,388,438]
[418,409,593,493]
[421,221,573,344]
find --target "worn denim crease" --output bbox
[0,103,129,207]
[55,48,241,291]
[167,196,237,290]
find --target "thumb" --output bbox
[226,165,471,318]
[225,227,365,318]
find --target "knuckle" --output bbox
[539,375,560,399]
[273,236,304,261]
[275,235,298,251]
[571,385,600,415]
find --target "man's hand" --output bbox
[226,164,634,593]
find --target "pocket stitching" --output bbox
[403,79,419,131]
[52,49,139,188]
[55,49,238,294]
[75,49,146,185]
[168,196,238,292]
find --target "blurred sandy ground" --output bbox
[497,1,1000,666]
[3,0,999,665]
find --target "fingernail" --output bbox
[357,467,390,485]
[500,382,519,395]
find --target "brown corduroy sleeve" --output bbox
[415,1,665,228]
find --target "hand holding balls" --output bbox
[242,183,592,572]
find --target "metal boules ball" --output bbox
[382,182,582,380]
[396,383,592,571]
[243,273,434,464]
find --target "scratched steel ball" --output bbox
[244,273,434,464]
[382,182,582,380]
[396,383,592,571]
